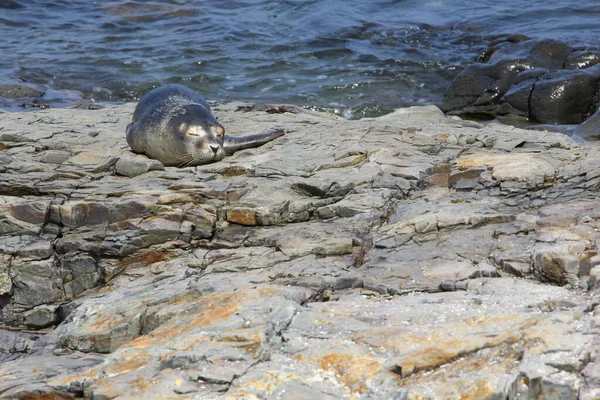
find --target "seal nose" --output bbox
[210,145,219,154]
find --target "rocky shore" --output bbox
[0,100,599,399]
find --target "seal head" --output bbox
[161,103,226,166]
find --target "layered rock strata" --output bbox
[0,102,599,399]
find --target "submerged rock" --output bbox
[0,84,44,99]
[0,101,598,399]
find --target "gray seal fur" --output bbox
[126,84,284,166]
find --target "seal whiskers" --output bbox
[172,155,198,168]
[125,84,284,167]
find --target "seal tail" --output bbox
[223,129,285,155]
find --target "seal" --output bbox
[126,84,284,167]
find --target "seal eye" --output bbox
[186,126,206,137]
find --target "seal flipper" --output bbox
[223,129,285,155]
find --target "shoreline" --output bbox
[0,82,592,142]
[0,102,599,398]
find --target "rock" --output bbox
[0,84,44,99]
[573,108,600,140]
[499,66,600,124]
[590,266,600,290]
[443,36,600,125]
[533,248,580,286]
[61,254,102,297]
[500,260,530,277]
[23,304,58,329]
[581,356,600,397]
[10,258,63,308]
[0,101,597,398]
[39,150,72,164]
[115,157,164,177]
[0,270,11,295]
[0,153,13,164]
[538,371,580,400]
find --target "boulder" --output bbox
[443,36,600,125]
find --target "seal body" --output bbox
[126,84,284,166]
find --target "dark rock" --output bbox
[503,67,600,124]
[443,37,600,125]
[441,63,521,119]
[23,304,58,329]
[573,108,600,140]
[566,50,600,69]
[533,249,580,286]
[61,254,102,297]
[0,84,43,99]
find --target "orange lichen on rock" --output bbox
[86,315,121,332]
[257,287,283,296]
[459,379,497,400]
[226,209,257,225]
[390,315,539,377]
[130,376,152,391]
[230,371,299,397]
[128,291,244,350]
[318,353,382,394]
[121,250,175,268]
[52,291,249,391]
[242,331,264,356]
[103,351,153,378]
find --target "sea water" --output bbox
[0,0,599,117]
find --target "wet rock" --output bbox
[573,108,600,140]
[443,37,600,125]
[499,66,600,124]
[0,84,43,99]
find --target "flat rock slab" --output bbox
[0,102,599,399]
